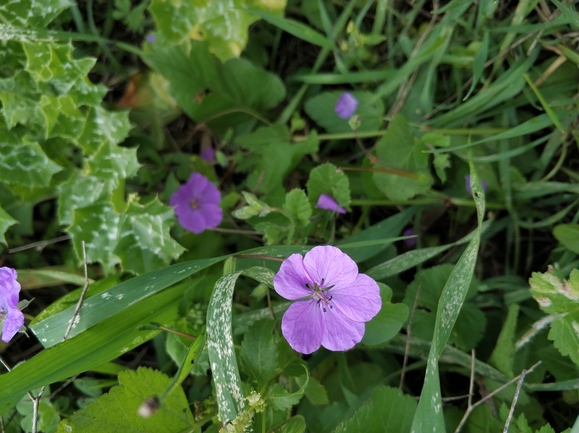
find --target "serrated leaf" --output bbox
[332,386,416,433]
[266,383,304,411]
[304,91,385,133]
[241,319,278,387]
[553,224,579,255]
[0,135,61,188]
[58,173,116,225]
[0,206,18,245]
[57,368,194,433]
[306,162,350,209]
[0,0,72,28]
[87,141,141,181]
[149,0,286,61]
[529,269,579,367]
[283,189,311,227]
[207,271,247,422]
[68,203,120,274]
[372,115,433,201]
[114,196,186,275]
[78,106,132,154]
[0,71,42,130]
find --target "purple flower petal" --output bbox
[465,175,487,194]
[335,92,358,119]
[303,246,358,288]
[321,309,365,351]
[274,253,314,300]
[281,301,323,354]
[316,194,346,214]
[274,245,381,354]
[330,274,381,322]
[200,147,215,162]
[170,173,222,234]
[0,267,24,343]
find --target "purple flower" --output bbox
[0,267,24,343]
[170,173,223,234]
[200,147,215,162]
[316,194,346,214]
[403,228,417,248]
[465,175,488,195]
[273,246,381,354]
[335,92,358,119]
[146,34,156,43]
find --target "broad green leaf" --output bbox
[0,282,188,416]
[0,0,72,28]
[149,0,286,61]
[278,415,306,433]
[411,160,485,433]
[306,162,350,210]
[0,72,42,130]
[372,115,432,201]
[283,189,312,227]
[114,196,185,275]
[30,257,224,347]
[0,135,61,188]
[78,106,131,154]
[57,368,194,433]
[529,269,579,367]
[57,174,116,225]
[207,270,247,422]
[241,319,278,388]
[17,392,60,433]
[332,386,416,433]
[304,91,385,133]
[553,224,579,255]
[362,284,409,347]
[144,42,285,126]
[0,206,18,245]
[17,268,88,290]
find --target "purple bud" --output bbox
[316,194,346,214]
[335,92,358,119]
[200,147,215,162]
[403,228,417,248]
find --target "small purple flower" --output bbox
[146,34,156,43]
[200,147,215,162]
[316,194,346,214]
[403,228,417,248]
[0,267,24,343]
[465,175,487,195]
[335,92,358,119]
[273,246,381,354]
[170,173,223,234]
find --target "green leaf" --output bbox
[57,368,194,433]
[114,196,185,275]
[553,224,579,255]
[283,189,312,227]
[78,106,131,154]
[266,382,304,411]
[30,258,223,347]
[362,300,408,346]
[149,0,286,60]
[144,42,285,126]
[489,304,519,377]
[304,91,385,133]
[410,159,485,433]
[57,174,116,225]
[206,270,247,422]
[433,153,450,183]
[0,206,18,245]
[372,115,432,201]
[0,281,188,415]
[0,0,72,28]
[306,162,350,209]
[278,415,306,433]
[0,135,61,188]
[0,72,42,130]
[332,386,416,433]
[529,269,579,367]
[241,319,278,387]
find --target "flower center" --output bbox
[306,279,334,313]
[190,197,200,209]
